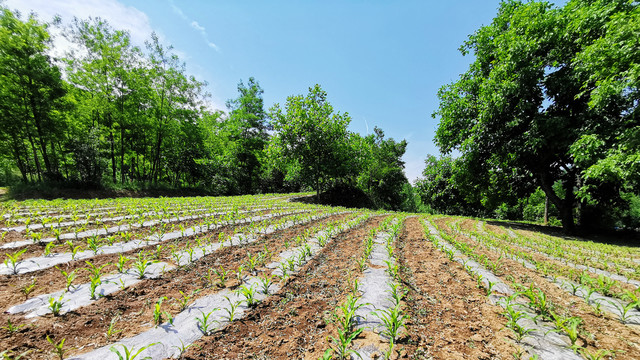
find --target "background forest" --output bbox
[0,7,419,212]
[0,0,638,234]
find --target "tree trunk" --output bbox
[543,195,549,226]
[538,172,575,234]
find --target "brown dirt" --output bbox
[394,217,518,359]
[0,212,346,359]
[436,218,640,358]
[181,216,386,360]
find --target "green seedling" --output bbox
[373,304,409,344]
[175,289,199,311]
[4,248,27,274]
[89,275,102,300]
[85,260,108,278]
[56,267,77,291]
[133,252,154,279]
[20,278,37,300]
[236,284,259,308]
[86,235,102,255]
[579,348,613,360]
[48,293,65,316]
[258,274,275,295]
[110,343,159,360]
[606,299,639,323]
[106,316,123,340]
[0,349,31,359]
[47,336,67,360]
[116,254,131,273]
[2,319,26,334]
[223,295,242,322]
[172,338,201,358]
[213,266,231,288]
[152,296,173,326]
[196,308,220,335]
[43,241,56,256]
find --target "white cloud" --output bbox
[169,0,220,53]
[3,0,225,110]
[4,0,155,49]
[191,21,205,33]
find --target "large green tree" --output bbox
[433,0,639,233]
[224,77,269,193]
[268,84,352,197]
[0,8,67,182]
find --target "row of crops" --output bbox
[0,194,638,359]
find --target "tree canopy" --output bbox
[430,0,639,232]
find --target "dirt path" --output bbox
[182,216,385,359]
[396,217,518,359]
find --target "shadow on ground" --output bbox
[489,220,640,248]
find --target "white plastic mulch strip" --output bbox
[1,207,217,232]
[0,207,281,249]
[485,225,640,284]
[7,212,335,318]
[467,229,640,326]
[7,262,172,318]
[0,211,303,275]
[68,214,370,360]
[424,219,582,360]
[352,228,399,359]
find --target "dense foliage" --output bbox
[422,0,639,232]
[0,8,418,211]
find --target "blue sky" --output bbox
[7,0,508,181]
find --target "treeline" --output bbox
[415,0,640,233]
[0,7,423,211]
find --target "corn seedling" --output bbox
[175,289,199,311]
[2,319,26,334]
[86,235,102,255]
[116,254,131,273]
[258,274,275,294]
[4,248,27,274]
[606,299,638,323]
[105,316,123,340]
[172,338,201,358]
[110,343,159,360]
[579,348,613,360]
[89,274,102,299]
[48,293,65,316]
[43,241,56,256]
[133,252,154,279]
[152,296,173,326]
[213,266,230,287]
[235,264,245,283]
[196,308,219,336]
[85,260,108,278]
[20,278,36,300]
[236,284,259,308]
[0,349,31,359]
[57,267,77,291]
[223,295,242,322]
[502,303,534,342]
[47,336,67,360]
[373,304,409,344]
[328,326,363,360]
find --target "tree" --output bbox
[0,7,67,182]
[224,77,269,193]
[433,0,639,233]
[66,17,142,184]
[353,128,410,210]
[268,84,351,198]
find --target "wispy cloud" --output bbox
[170,0,220,52]
[5,0,155,48]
